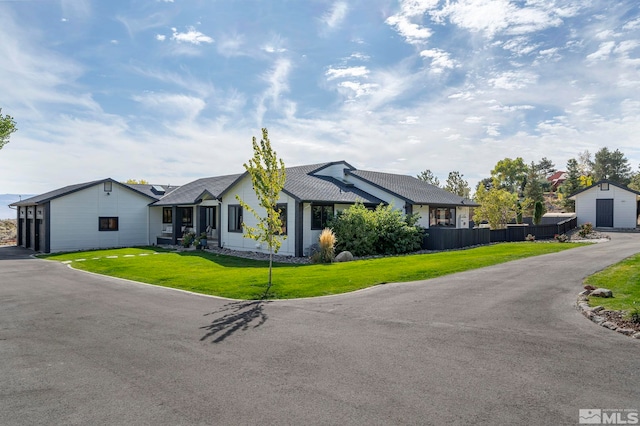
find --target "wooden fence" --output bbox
[423,217,578,250]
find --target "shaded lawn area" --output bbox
[42,242,586,300]
[585,252,640,315]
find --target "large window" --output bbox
[181,207,193,226]
[277,204,287,235]
[228,205,243,232]
[162,207,172,224]
[429,207,456,227]
[99,217,119,231]
[311,205,334,230]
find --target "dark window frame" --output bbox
[228,205,243,233]
[104,181,112,192]
[311,204,334,230]
[600,183,610,191]
[181,207,193,226]
[162,207,172,224]
[277,203,288,235]
[429,206,456,227]
[99,217,119,231]
[205,206,217,231]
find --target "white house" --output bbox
[569,180,640,229]
[10,161,477,255]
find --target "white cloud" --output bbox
[322,1,348,30]
[385,14,432,45]
[326,66,370,80]
[488,70,538,90]
[131,92,206,120]
[338,81,378,98]
[156,34,166,41]
[256,59,293,124]
[171,27,213,45]
[420,48,458,73]
[586,41,615,62]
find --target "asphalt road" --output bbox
[1,235,639,426]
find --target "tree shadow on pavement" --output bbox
[200,300,269,343]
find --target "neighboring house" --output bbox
[569,180,640,229]
[10,161,477,255]
[547,171,567,191]
[10,179,177,253]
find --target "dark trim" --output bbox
[295,201,303,257]
[217,205,222,248]
[405,204,413,215]
[228,204,243,233]
[310,203,334,230]
[308,161,356,176]
[172,206,178,244]
[98,217,119,231]
[44,202,51,253]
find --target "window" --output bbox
[205,206,216,231]
[311,205,334,230]
[181,207,193,225]
[277,204,287,235]
[228,205,243,232]
[429,207,456,227]
[104,182,112,192]
[600,183,610,191]
[99,217,119,231]
[162,207,172,224]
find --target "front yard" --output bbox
[584,252,640,318]
[41,242,585,300]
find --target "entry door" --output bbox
[596,199,614,227]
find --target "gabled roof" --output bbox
[346,170,478,207]
[569,179,640,199]
[9,178,172,206]
[282,163,383,204]
[124,183,180,199]
[547,171,567,182]
[152,174,242,206]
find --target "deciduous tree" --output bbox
[236,128,287,294]
[490,157,527,194]
[473,186,518,229]
[0,108,17,151]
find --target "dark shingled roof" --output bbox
[282,163,384,204]
[346,170,478,207]
[10,179,175,206]
[152,174,242,206]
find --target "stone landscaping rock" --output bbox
[590,288,613,298]
[633,333,640,339]
[583,285,597,292]
[602,321,617,330]
[335,251,354,263]
[589,306,604,313]
[616,328,635,336]
[579,290,590,296]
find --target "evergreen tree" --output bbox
[417,169,440,187]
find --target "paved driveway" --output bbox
[1,236,639,425]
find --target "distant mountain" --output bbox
[0,194,34,219]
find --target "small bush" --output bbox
[525,233,535,242]
[579,222,593,237]
[629,303,640,324]
[182,231,196,247]
[311,228,336,263]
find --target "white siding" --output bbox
[574,185,638,228]
[220,175,296,257]
[49,183,151,252]
[312,162,350,179]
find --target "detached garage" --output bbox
[570,180,640,229]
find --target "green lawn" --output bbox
[42,242,585,300]
[585,253,640,317]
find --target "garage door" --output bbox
[596,199,614,227]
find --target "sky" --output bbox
[1,0,639,197]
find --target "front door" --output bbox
[596,199,614,227]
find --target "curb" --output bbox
[576,295,640,339]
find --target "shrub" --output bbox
[329,202,424,256]
[629,303,640,324]
[579,222,593,237]
[182,231,196,247]
[525,233,535,242]
[311,228,336,263]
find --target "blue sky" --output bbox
[1,0,639,196]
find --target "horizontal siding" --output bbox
[575,185,638,228]
[49,184,150,252]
